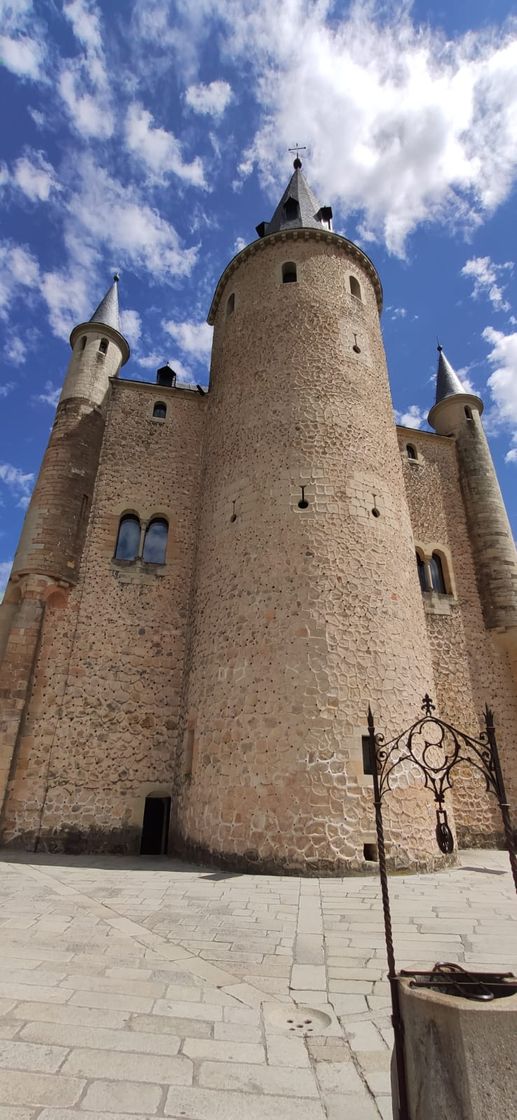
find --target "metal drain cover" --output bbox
[267,1005,332,1035]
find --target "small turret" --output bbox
[9,275,130,585]
[428,344,517,657]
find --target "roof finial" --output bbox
[288,143,306,169]
[113,272,120,283]
[436,336,442,352]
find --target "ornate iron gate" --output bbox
[366,695,517,1120]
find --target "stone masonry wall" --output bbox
[177,233,443,873]
[398,428,517,845]
[1,380,206,852]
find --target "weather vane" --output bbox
[288,144,307,163]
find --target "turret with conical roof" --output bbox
[428,342,517,657]
[9,274,130,590]
[255,157,333,238]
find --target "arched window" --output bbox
[99,338,109,355]
[464,405,473,420]
[407,444,417,461]
[350,276,362,300]
[115,514,140,561]
[153,401,166,419]
[226,293,235,316]
[283,197,299,222]
[282,261,297,284]
[416,551,427,593]
[80,335,87,350]
[430,552,447,594]
[143,518,168,564]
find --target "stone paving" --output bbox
[0,848,515,1120]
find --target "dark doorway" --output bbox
[140,796,171,855]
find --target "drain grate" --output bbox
[267,1005,331,1035]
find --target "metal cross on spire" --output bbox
[288,143,306,167]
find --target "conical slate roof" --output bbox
[434,345,468,405]
[89,274,121,333]
[256,159,332,237]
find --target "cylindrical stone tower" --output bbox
[9,276,129,588]
[428,347,517,674]
[176,162,441,872]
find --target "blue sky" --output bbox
[1,0,517,596]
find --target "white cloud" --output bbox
[232,236,247,254]
[395,404,427,429]
[120,308,142,348]
[185,80,233,117]
[461,256,513,312]
[39,267,91,340]
[11,149,60,202]
[66,159,198,285]
[0,461,34,508]
[482,326,517,458]
[0,240,40,319]
[33,380,60,407]
[4,336,26,365]
[0,381,15,396]
[162,319,213,362]
[59,0,113,138]
[125,103,206,188]
[387,306,407,320]
[0,1,44,80]
[209,0,517,254]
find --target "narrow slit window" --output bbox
[282,261,297,284]
[80,335,87,350]
[153,401,166,419]
[407,444,417,461]
[115,514,140,561]
[416,551,427,593]
[226,293,235,316]
[465,406,473,420]
[361,735,375,775]
[99,338,109,355]
[430,552,447,594]
[350,276,362,300]
[143,518,168,565]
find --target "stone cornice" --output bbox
[207,228,383,324]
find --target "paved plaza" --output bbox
[0,848,515,1120]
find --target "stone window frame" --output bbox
[278,260,300,285]
[348,727,375,789]
[112,507,171,569]
[349,274,362,302]
[151,400,167,422]
[405,443,422,464]
[414,540,457,601]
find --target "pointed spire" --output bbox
[256,157,333,238]
[89,273,121,333]
[434,344,469,405]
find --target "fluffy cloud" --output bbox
[120,308,142,348]
[33,379,61,407]
[11,149,60,202]
[39,266,91,339]
[0,461,34,508]
[0,0,45,80]
[0,241,40,319]
[125,103,206,187]
[162,318,213,362]
[0,381,15,396]
[207,0,517,255]
[482,326,517,458]
[185,80,233,117]
[395,404,427,429]
[59,0,114,138]
[3,336,26,365]
[461,256,513,312]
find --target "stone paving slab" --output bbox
[0,848,515,1119]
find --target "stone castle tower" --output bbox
[1,160,516,871]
